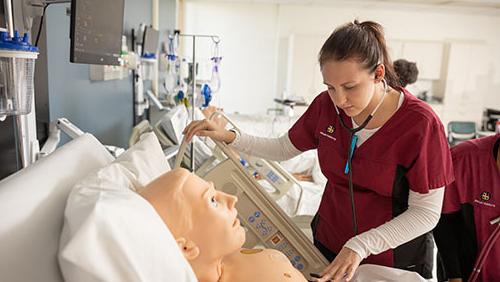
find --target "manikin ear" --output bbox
[176,237,200,260]
[374,64,386,83]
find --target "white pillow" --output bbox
[58,133,197,282]
[112,131,171,190]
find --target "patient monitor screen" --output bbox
[70,0,124,66]
[0,4,5,28]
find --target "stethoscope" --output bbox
[332,78,388,235]
[469,216,500,282]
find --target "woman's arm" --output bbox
[182,119,303,161]
[344,187,444,259]
[230,130,302,161]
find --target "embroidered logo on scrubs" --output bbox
[475,191,495,208]
[327,125,335,134]
[481,191,491,202]
[320,125,337,141]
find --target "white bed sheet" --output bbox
[260,180,324,217]
[227,113,298,138]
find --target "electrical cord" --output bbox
[35,4,51,47]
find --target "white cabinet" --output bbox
[440,42,489,128]
[278,34,326,103]
[387,40,490,129]
[402,42,443,80]
[387,40,404,61]
[387,40,444,80]
[285,38,445,102]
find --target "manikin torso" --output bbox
[219,248,306,282]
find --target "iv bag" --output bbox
[164,55,177,93]
[210,56,222,93]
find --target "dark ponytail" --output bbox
[318,19,400,88]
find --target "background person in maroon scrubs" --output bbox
[434,134,500,282]
[393,59,419,88]
[183,20,454,281]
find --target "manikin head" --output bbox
[318,20,400,118]
[139,168,245,263]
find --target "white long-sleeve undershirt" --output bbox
[230,131,302,161]
[229,120,444,259]
[343,187,443,259]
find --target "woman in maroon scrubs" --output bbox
[434,134,500,282]
[183,20,454,281]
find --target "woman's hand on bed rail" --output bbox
[183,119,236,144]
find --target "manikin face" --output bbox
[321,59,379,117]
[140,168,245,262]
[182,171,246,259]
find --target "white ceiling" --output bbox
[185,0,500,14]
[360,0,500,9]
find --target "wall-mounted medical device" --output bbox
[482,108,500,132]
[0,31,38,117]
[159,104,189,144]
[70,0,125,65]
[138,26,159,81]
[142,26,159,57]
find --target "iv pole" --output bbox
[176,32,220,172]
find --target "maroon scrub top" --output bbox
[288,88,454,275]
[442,134,500,282]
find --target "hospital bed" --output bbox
[0,128,427,282]
[0,137,315,280]
[0,127,322,280]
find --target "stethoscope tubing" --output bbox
[334,79,388,236]
[469,220,500,282]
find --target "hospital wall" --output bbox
[181,2,500,127]
[44,0,176,148]
[180,3,280,116]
